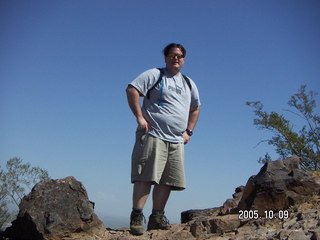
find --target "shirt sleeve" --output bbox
[129,68,160,96]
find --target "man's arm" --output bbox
[126,85,151,132]
[183,106,200,144]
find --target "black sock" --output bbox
[132,208,143,214]
[152,209,164,215]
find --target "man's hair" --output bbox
[163,43,187,58]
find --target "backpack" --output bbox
[146,68,192,99]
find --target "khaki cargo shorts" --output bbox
[131,130,186,190]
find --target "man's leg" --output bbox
[133,181,152,209]
[130,181,152,235]
[147,185,171,230]
[152,185,171,211]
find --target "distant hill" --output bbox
[100,215,129,229]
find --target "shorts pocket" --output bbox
[136,129,148,146]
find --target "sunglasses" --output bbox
[167,53,184,59]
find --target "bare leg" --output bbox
[152,185,171,211]
[133,181,152,209]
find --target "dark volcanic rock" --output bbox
[4,176,103,240]
[181,208,220,224]
[238,155,320,213]
[219,185,245,215]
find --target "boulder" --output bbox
[219,186,244,215]
[189,214,241,237]
[4,176,104,240]
[238,155,320,213]
[181,208,220,224]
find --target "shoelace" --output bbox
[160,215,170,225]
[131,213,146,225]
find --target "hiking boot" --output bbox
[147,211,170,231]
[130,210,145,235]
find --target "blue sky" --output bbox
[1,0,319,228]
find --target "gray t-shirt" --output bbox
[129,68,201,143]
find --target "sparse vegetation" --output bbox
[0,157,50,230]
[247,85,319,170]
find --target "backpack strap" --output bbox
[146,68,192,99]
[182,74,192,91]
[146,68,164,99]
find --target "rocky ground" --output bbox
[65,195,320,240]
[2,156,320,240]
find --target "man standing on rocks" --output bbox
[126,43,201,235]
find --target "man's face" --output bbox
[165,47,185,73]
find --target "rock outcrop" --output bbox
[238,155,320,213]
[3,176,104,240]
[177,156,320,240]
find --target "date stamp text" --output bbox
[238,210,289,220]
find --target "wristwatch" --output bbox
[186,129,193,136]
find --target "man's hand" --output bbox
[126,85,152,133]
[183,131,191,144]
[137,116,151,132]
